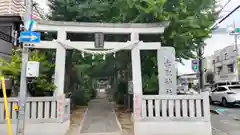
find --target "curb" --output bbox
[78,108,89,133]
[112,108,123,132]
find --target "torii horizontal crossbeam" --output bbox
[35,20,168,34]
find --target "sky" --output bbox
[36,0,240,75]
[36,0,49,12]
[177,0,240,75]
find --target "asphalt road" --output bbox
[211,104,240,135]
[211,104,240,120]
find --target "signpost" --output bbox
[235,28,240,33]
[17,1,40,134]
[191,60,199,72]
[20,31,41,43]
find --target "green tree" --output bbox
[159,0,217,59]
[48,0,218,96]
[205,71,214,84]
[0,50,56,96]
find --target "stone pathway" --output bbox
[79,91,121,134]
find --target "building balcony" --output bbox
[0,0,46,20]
[214,72,239,83]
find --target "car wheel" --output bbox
[222,98,228,107]
[209,96,213,105]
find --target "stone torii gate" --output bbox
[33,20,174,97]
[30,21,211,135]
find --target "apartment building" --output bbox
[0,0,46,59]
[0,0,46,92]
[213,45,240,83]
[0,0,46,20]
[0,0,46,60]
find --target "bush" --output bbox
[0,50,56,97]
[90,88,97,99]
[71,88,91,106]
[114,81,128,104]
[143,89,158,95]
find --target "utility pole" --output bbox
[16,0,32,135]
[231,20,239,54]
[198,43,204,90]
[230,20,240,82]
[233,21,240,53]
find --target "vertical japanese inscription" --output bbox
[94,32,104,48]
[134,94,141,118]
[164,56,173,94]
[157,47,177,94]
[57,95,63,118]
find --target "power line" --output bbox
[211,5,240,29]
[20,1,47,20]
[218,0,233,13]
[32,2,47,20]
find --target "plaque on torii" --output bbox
[94,32,104,48]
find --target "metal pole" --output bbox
[232,20,240,83]
[233,20,239,55]
[198,44,204,91]
[16,0,32,135]
[234,35,238,53]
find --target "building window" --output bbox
[216,66,222,75]
[224,53,228,60]
[0,26,12,35]
[227,64,234,73]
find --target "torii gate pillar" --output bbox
[54,30,66,96]
[131,33,143,120]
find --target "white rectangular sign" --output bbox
[157,47,177,95]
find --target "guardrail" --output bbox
[0,97,70,124]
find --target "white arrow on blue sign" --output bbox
[20,31,41,43]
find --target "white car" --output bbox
[209,85,240,106]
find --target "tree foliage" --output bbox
[206,71,214,84]
[0,50,56,96]
[161,0,218,59]
[49,0,217,59]
[47,0,218,96]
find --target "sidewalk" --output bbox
[0,121,69,135]
[79,91,121,134]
